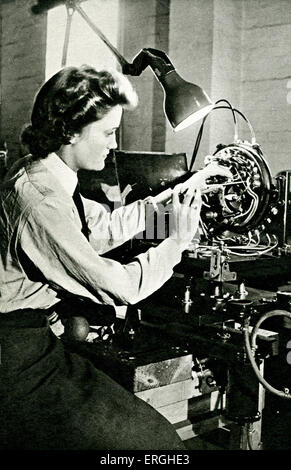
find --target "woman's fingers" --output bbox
[188,190,202,215]
[177,187,202,209]
[172,186,180,205]
[178,163,232,195]
[170,186,202,247]
[203,162,232,179]
[190,188,202,209]
[182,189,196,205]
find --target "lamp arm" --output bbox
[74,3,129,68]
[32,0,129,68]
[32,3,174,79]
[31,1,214,132]
[61,4,75,67]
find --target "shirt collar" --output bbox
[42,152,78,197]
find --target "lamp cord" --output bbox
[215,99,238,141]
[189,102,257,172]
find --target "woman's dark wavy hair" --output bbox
[21,65,138,158]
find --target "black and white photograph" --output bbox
[0,0,291,458]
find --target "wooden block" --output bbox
[135,378,194,408]
[132,354,193,392]
[65,335,193,392]
[157,400,189,424]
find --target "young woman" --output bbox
[0,65,228,450]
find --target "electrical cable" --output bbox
[226,242,277,257]
[189,103,257,172]
[225,244,271,250]
[215,99,238,142]
[190,117,206,171]
[244,311,291,399]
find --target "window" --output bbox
[46,0,120,79]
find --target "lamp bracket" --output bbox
[122,48,175,79]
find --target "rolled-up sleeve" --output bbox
[83,197,146,254]
[19,197,183,306]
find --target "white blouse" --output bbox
[0,153,183,313]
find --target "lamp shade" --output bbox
[161,70,214,132]
[123,48,214,132]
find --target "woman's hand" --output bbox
[147,161,232,209]
[169,186,202,249]
[177,162,233,195]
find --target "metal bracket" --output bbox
[204,248,237,282]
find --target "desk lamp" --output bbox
[31,0,214,131]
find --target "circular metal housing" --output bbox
[201,142,272,237]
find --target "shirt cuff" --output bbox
[154,237,185,266]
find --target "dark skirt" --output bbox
[0,309,184,450]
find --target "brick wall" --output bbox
[0,4,2,138]
[166,0,291,176]
[209,0,243,158]
[0,0,47,166]
[164,0,243,171]
[241,0,291,176]
[165,0,214,170]
[119,0,169,152]
[151,0,170,151]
